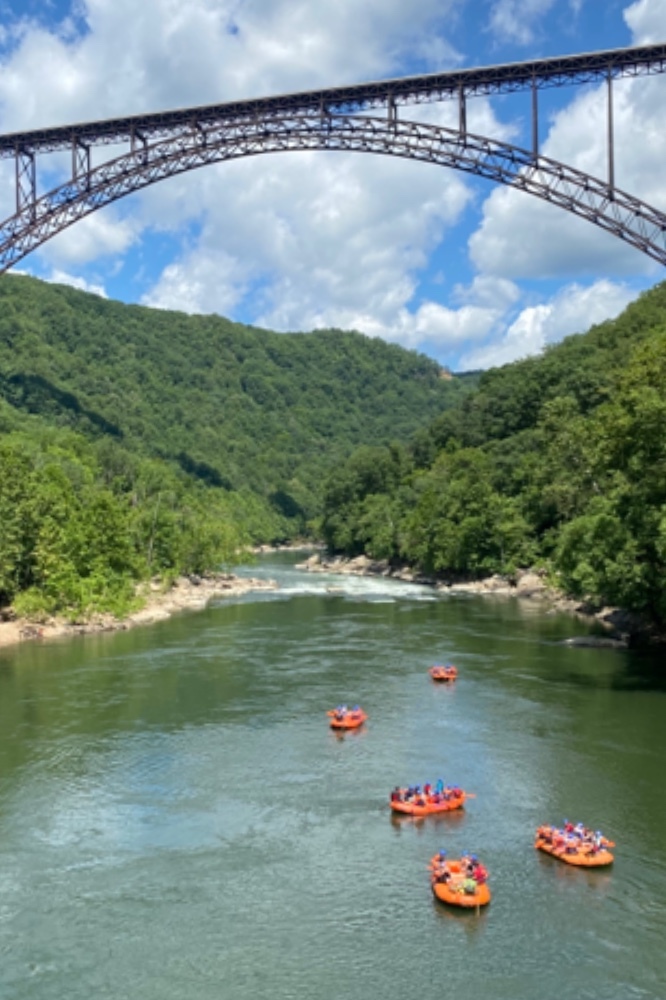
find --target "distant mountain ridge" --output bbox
[0,273,469,526]
[319,280,666,631]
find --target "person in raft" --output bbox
[472,860,488,884]
[431,851,452,883]
[462,853,476,877]
[392,781,461,804]
[539,822,609,855]
[463,853,488,888]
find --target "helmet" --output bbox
[438,850,447,858]
[596,831,602,837]
[470,855,478,863]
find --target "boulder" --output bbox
[515,572,547,597]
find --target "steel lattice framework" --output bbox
[1,42,666,271]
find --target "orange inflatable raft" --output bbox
[390,788,468,816]
[327,707,368,730]
[535,825,614,867]
[430,858,491,908]
[429,664,458,682]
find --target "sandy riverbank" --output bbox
[0,572,279,649]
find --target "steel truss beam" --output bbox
[15,149,36,218]
[0,43,665,271]
[1,43,665,158]
[2,113,665,273]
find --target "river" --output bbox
[0,552,664,1000]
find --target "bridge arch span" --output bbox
[2,112,665,271]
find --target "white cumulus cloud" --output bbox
[141,148,473,338]
[458,279,637,369]
[46,270,108,298]
[0,0,663,371]
[36,209,139,267]
[469,0,666,283]
[486,0,557,46]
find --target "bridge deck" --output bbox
[1,42,665,158]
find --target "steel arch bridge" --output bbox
[1,42,666,272]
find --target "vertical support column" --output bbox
[387,92,397,127]
[72,137,91,190]
[15,148,36,219]
[191,118,207,147]
[531,77,539,159]
[458,83,467,136]
[130,125,148,162]
[607,70,615,196]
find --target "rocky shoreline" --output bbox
[2,551,660,651]
[296,553,660,648]
[0,572,279,649]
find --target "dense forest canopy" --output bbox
[1,272,665,630]
[0,399,276,618]
[320,283,666,629]
[0,273,469,618]
[0,274,467,520]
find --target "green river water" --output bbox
[0,553,665,1000]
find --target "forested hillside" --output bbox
[0,398,281,618]
[0,274,466,522]
[0,273,469,619]
[320,282,666,628]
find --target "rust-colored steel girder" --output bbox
[2,115,665,272]
[0,42,665,271]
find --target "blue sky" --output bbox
[0,0,665,370]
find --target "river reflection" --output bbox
[0,553,664,1000]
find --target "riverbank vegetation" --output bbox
[319,284,666,630]
[2,271,664,630]
[0,404,269,618]
[0,273,467,618]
